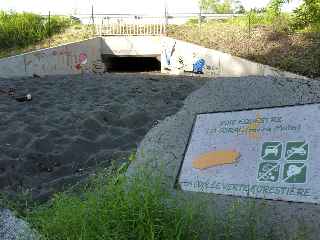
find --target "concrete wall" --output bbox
[101,36,161,57]
[0,37,102,78]
[0,35,308,79]
[161,37,308,79]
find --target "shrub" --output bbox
[292,0,320,31]
[0,11,72,50]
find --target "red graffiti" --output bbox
[79,53,88,64]
[75,63,81,70]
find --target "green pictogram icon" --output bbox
[285,141,308,161]
[283,163,307,183]
[257,162,280,182]
[261,142,282,161]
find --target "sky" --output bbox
[0,0,303,15]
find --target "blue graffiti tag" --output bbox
[193,58,206,74]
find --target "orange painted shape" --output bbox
[192,150,240,170]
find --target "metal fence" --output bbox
[96,22,166,36]
[72,13,243,36]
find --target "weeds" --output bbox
[1,162,310,239]
[27,167,207,240]
[0,11,72,50]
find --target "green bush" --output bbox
[0,11,72,50]
[292,0,320,31]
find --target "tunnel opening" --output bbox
[102,55,161,73]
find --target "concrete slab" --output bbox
[127,76,320,239]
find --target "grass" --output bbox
[0,24,95,59]
[0,11,72,49]
[1,158,311,240]
[26,164,209,240]
[0,11,84,58]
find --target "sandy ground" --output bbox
[0,73,207,201]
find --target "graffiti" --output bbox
[25,47,78,74]
[177,56,186,70]
[162,40,225,76]
[163,41,176,70]
[79,53,88,64]
[193,58,206,74]
[91,60,105,74]
[162,43,208,75]
[75,52,88,70]
[24,47,104,75]
[79,60,105,74]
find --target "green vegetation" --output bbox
[198,0,320,32]
[27,168,206,240]
[0,11,73,50]
[199,0,245,14]
[293,0,320,31]
[6,165,265,239]
[0,23,93,59]
[1,158,310,239]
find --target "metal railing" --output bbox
[96,22,166,36]
[71,13,244,36]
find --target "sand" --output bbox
[0,73,206,201]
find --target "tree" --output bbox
[234,0,246,13]
[293,0,320,29]
[266,0,290,16]
[199,0,235,14]
[199,0,212,13]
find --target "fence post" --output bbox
[91,5,95,36]
[247,11,251,56]
[164,0,168,36]
[198,8,202,44]
[48,11,51,47]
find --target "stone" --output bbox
[0,209,38,240]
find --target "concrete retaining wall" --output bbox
[0,35,308,79]
[0,38,102,78]
[161,37,308,79]
[101,36,161,57]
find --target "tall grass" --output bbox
[27,167,209,240]
[1,159,309,239]
[0,11,72,50]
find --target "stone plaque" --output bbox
[178,104,320,203]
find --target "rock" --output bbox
[127,76,320,240]
[0,209,38,240]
